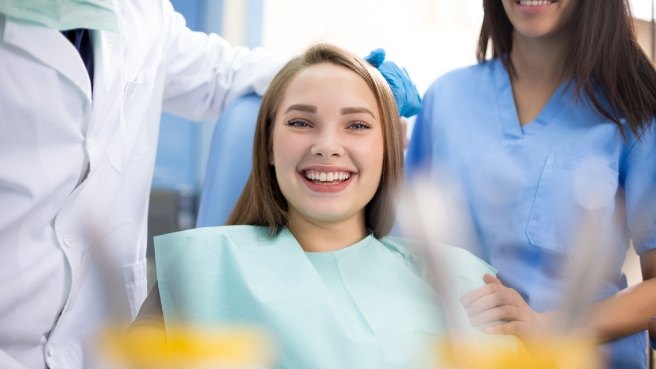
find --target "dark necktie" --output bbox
[61,29,95,90]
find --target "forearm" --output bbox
[585,277,656,342]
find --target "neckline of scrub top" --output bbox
[301,235,374,332]
[286,229,375,258]
[493,59,570,139]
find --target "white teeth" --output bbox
[518,0,554,6]
[304,170,351,182]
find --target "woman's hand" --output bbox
[461,273,554,337]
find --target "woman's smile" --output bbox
[515,0,556,5]
[502,0,576,40]
[299,166,357,193]
[513,0,557,15]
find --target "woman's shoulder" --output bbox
[379,237,496,286]
[153,225,273,248]
[377,236,422,267]
[381,236,493,266]
[153,225,286,277]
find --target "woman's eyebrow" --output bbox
[341,107,375,118]
[283,104,375,118]
[284,104,317,114]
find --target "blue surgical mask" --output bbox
[0,0,118,32]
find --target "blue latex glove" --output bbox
[364,48,422,117]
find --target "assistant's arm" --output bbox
[583,250,656,341]
[588,122,656,340]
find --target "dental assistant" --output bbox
[406,0,656,368]
[0,1,283,368]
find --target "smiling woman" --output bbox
[131,43,514,369]
[407,0,656,368]
[271,63,387,250]
[229,44,402,244]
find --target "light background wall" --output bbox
[261,0,484,95]
[258,0,654,95]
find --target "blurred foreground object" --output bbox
[98,325,274,369]
[400,175,606,368]
[439,337,601,369]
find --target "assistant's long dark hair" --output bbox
[477,0,656,138]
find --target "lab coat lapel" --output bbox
[2,17,92,103]
[88,29,128,175]
[89,30,124,131]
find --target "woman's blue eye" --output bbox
[287,119,311,128]
[348,121,371,130]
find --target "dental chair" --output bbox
[196,94,262,227]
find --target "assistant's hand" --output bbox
[364,49,421,118]
[461,274,553,337]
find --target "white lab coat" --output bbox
[0,1,282,368]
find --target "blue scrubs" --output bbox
[406,58,656,369]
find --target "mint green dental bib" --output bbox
[155,225,498,369]
[0,0,118,31]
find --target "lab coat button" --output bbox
[47,348,54,357]
[63,235,75,248]
[88,144,96,156]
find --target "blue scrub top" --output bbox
[406,58,656,369]
[155,225,509,369]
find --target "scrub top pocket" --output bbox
[525,154,619,255]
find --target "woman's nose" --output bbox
[310,130,345,158]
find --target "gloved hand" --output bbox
[364,48,422,117]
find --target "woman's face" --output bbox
[270,63,384,232]
[501,0,578,41]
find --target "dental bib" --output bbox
[0,0,118,32]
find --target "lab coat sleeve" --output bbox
[625,121,656,255]
[159,1,285,121]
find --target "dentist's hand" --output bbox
[461,274,554,337]
[364,48,421,118]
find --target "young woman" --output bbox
[137,44,503,369]
[406,1,656,368]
